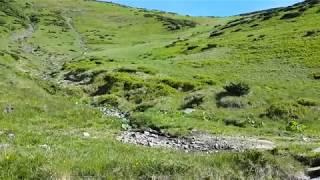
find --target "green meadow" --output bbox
[0,0,320,179]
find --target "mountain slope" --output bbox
[0,0,320,179]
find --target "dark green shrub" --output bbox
[312,72,320,80]
[0,18,6,25]
[223,82,250,96]
[280,12,302,19]
[304,30,317,37]
[250,23,259,28]
[93,95,119,107]
[307,0,320,6]
[261,11,276,21]
[181,93,204,109]
[143,13,196,31]
[137,66,157,75]
[286,121,306,133]
[266,102,304,120]
[297,98,318,106]
[161,79,195,92]
[209,30,224,37]
[201,44,218,51]
[235,151,278,177]
[29,14,40,24]
[129,113,164,131]
[9,53,19,60]
[224,119,247,128]
[90,75,118,96]
[233,28,242,32]
[186,45,198,51]
[116,67,137,73]
[135,101,156,112]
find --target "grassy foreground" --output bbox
[0,0,320,179]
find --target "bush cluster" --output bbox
[161,79,195,92]
[181,93,204,109]
[0,18,6,25]
[280,12,302,19]
[286,121,306,133]
[223,82,250,96]
[143,13,196,31]
[266,102,304,120]
[297,98,318,106]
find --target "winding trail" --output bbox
[64,16,88,54]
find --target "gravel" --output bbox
[98,106,276,152]
[117,129,276,153]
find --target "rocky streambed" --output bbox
[98,106,275,152]
[117,129,276,152]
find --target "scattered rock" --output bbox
[99,107,128,122]
[3,105,14,113]
[313,147,320,153]
[0,144,10,150]
[39,144,50,150]
[83,132,90,138]
[8,133,15,139]
[117,130,275,153]
[302,136,311,142]
[183,108,195,114]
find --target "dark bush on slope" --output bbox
[223,82,250,96]
[0,18,6,26]
[143,13,196,31]
[210,30,224,37]
[280,12,303,19]
[181,93,204,109]
[265,102,304,120]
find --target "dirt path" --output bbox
[11,24,35,42]
[64,16,88,54]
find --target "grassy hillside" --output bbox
[0,0,319,179]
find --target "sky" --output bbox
[100,0,303,16]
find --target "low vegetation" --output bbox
[0,0,319,179]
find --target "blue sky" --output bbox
[101,0,303,16]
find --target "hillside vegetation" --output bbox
[0,0,320,179]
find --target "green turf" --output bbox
[0,0,320,178]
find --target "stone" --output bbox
[0,144,9,150]
[302,136,310,142]
[8,133,15,139]
[3,105,14,113]
[313,147,320,153]
[117,130,276,153]
[183,108,195,114]
[39,144,50,150]
[121,124,131,130]
[83,132,90,138]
